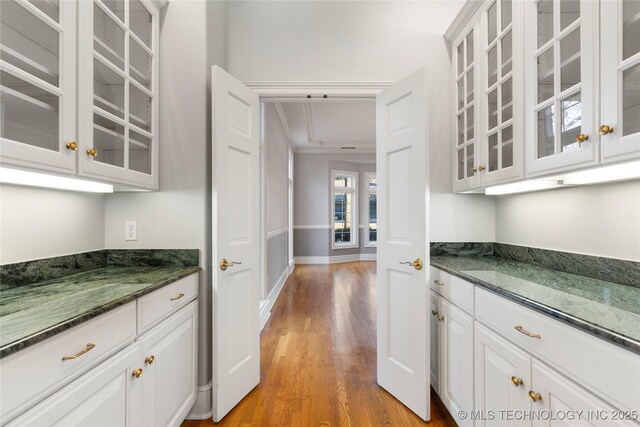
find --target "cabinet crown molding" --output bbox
[444,0,484,42]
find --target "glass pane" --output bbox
[334,193,353,244]
[466,144,475,177]
[538,47,554,103]
[129,129,151,174]
[537,105,555,158]
[129,83,151,132]
[93,113,124,167]
[623,63,640,136]
[367,177,377,189]
[560,92,582,152]
[466,105,474,141]
[560,0,580,31]
[502,125,514,168]
[130,39,151,88]
[501,31,513,77]
[457,114,464,145]
[29,0,59,22]
[457,78,464,110]
[488,88,498,129]
[501,77,513,122]
[334,175,353,188]
[0,0,59,86]
[501,0,512,30]
[0,70,58,151]
[488,2,497,43]
[466,31,474,66]
[94,4,125,70]
[130,0,152,47]
[457,149,464,180]
[488,45,498,87]
[560,28,581,92]
[100,0,125,23]
[537,0,554,48]
[466,68,474,103]
[488,133,498,172]
[94,58,125,119]
[368,193,377,244]
[623,0,640,60]
[457,42,464,75]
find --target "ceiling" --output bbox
[273,101,376,153]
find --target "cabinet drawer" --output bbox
[137,273,198,333]
[475,287,640,412]
[0,302,136,424]
[429,267,474,314]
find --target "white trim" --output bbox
[259,267,290,331]
[444,0,484,42]
[363,171,377,248]
[294,254,377,264]
[244,81,394,98]
[273,103,297,153]
[294,147,376,154]
[185,381,213,420]
[293,224,331,229]
[331,169,358,250]
[266,227,288,239]
[288,258,295,274]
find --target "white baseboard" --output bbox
[288,258,295,274]
[259,267,289,330]
[185,381,213,420]
[294,254,377,264]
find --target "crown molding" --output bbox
[444,0,484,43]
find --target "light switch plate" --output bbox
[125,221,138,241]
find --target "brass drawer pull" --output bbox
[62,343,96,361]
[171,293,185,301]
[529,391,542,402]
[514,325,541,339]
[437,314,445,322]
[511,376,523,387]
[145,355,156,365]
[132,368,143,378]
[433,280,445,286]
[431,309,438,316]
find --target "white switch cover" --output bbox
[125,221,138,241]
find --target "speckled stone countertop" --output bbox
[430,256,640,355]
[0,250,200,358]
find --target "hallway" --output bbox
[183,262,455,426]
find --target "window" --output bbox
[364,173,377,246]
[332,170,358,249]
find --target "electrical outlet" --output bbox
[125,221,138,241]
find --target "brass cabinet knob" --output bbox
[399,258,423,270]
[478,165,486,172]
[437,314,445,322]
[65,141,78,151]
[528,391,542,402]
[576,134,589,145]
[431,309,438,316]
[145,355,155,365]
[511,376,523,387]
[472,167,478,173]
[599,125,614,135]
[132,368,143,378]
[87,148,98,157]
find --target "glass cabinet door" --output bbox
[600,0,640,163]
[453,24,481,192]
[78,0,157,189]
[525,0,597,175]
[0,0,77,173]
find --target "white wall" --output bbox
[265,103,289,233]
[0,185,105,264]
[496,180,640,261]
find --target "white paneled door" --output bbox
[211,66,260,422]
[376,68,430,420]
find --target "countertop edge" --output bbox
[0,266,201,359]
[430,261,640,356]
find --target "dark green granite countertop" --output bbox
[0,265,200,358]
[430,256,640,354]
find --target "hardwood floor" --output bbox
[182,262,456,427]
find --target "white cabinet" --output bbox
[430,292,441,394]
[0,0,160,190]
[139,301,198,427]
[7,344,143,427]
[599,0,640,164]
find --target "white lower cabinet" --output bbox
[430,292,441,394]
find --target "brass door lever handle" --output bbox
[220,259,242,271]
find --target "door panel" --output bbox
[376,68,429,420]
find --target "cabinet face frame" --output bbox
[524,0,600,177]
[600,0,640,164]
[0,0,77,174]
[77,0,159,189]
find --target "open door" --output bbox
[376,68,430,420]
[211,66,260,422]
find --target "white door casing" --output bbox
[211,66,260,422]
[376,68,430,420]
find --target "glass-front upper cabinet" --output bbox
[524,0,598,176]
[452,21,481,192]
[480,0,524,186]
[0,0,77,173]
[78,0,158,189]
[600,0,640,163]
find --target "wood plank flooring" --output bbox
[182,262,456,427]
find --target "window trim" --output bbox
[364,172,377,247]
[331,169,358,250]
